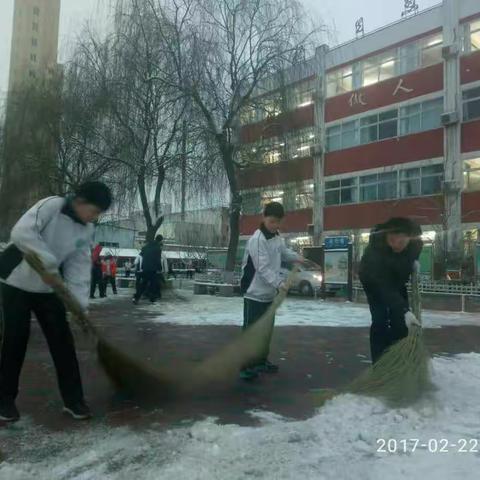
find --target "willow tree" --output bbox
[148,0,318,275]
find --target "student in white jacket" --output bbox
[0,182,112,422]
[240,202,304,380]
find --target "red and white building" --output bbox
[238,0,480,265]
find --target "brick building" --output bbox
[237,0,480,277]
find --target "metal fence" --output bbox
[354,280,480,296]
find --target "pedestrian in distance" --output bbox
[90,244,105,299]
[102,255,117,295]
[239,201,305,380]
[359,217,423,364]
[132,235,163,305]
[0,181,112,422]
[124,259,133,278]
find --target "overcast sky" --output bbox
[0,0,441,99]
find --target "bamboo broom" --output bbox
[313,268,434,408]
[25,252,299,400]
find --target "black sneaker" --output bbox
[132,298,139,305]
[0,401,20,422]
[255,360,279,374]
[63,401,92,420]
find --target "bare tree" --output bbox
[147,0,319,275]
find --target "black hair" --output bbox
[155,234,164,242]
[382,217,421,236]
[263,201,285,219]
[74,181,112,211]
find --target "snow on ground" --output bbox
[129,290,480,329]
[1,353,480,480]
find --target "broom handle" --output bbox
[24,252,98,336]
[411,266,422,324]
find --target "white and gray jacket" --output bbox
[0,196,94,310]
[241,225,300,303]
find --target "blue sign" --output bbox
[324,236,350,250]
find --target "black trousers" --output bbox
[364,284,409,363]
[90,270,105,298]
[0,283,84,405]
[134,271,159,302]
[104,275,117,295]
[242,298,274,368]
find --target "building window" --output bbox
[360,109,398,144]
[325,178,358,206]
[362,50,397,87]
[32,22,39,32]
[295,184,314,209]
[289,127,315,159]
[399,97,443,135]
[463,19,480,53]
[464,158,480,192]
[326,33,443,98]
[290,79,316,109]
[29,70,36,79]
[33,6,40,16]
[30,53,37,62]
[360,172,397,202]
[261,189,284,207]
[463,86,480,122]
[419,33,443,67]
[31,37,38,47]
[400,164,443,198]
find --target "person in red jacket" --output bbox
[102,255,117,295]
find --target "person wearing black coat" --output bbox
[359,217,423,363]
[133,235,163,304]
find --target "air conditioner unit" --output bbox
[441,111,459,126]
[442,44,459,59]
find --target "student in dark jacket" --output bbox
[133,235,163,304]
[359,217,423,364]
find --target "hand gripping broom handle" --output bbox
[24,252,97,336]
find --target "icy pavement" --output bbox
[128,289,480,329]
[1,353,480,480]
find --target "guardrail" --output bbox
[354,281,480,296]
[195,272,241,285]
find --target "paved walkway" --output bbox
[3,289,480,435]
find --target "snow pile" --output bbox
[133,292,480,328]
[2,353,480,479]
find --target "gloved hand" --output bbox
[405,311,421,329]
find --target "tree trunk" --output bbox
[180,120,187,221]
[220,140,241,275]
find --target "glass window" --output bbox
[421,98,443,130]
[464,158,480,191]
[296,184,314,209]
[378,172,398,200]
[30,53,37,62]
[398,42,419,75]
[32,22,38,32]
[463,87,480,122]
[421,164,443,195]
[400,98,442,135]
[420,33,443,67]
[360,174,378,202]
[471,20,480,51]
[341,120,358,149]
[378,110,398,140]
[33,6,40,16]
[326,125,342,152]
[31,38,38,47]
[400,168,421,197]
[325,178,357,205]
